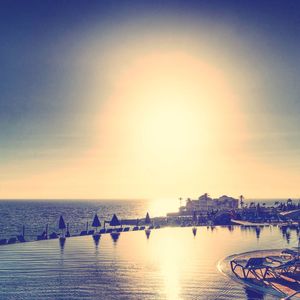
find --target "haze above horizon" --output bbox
[1,0,300,200]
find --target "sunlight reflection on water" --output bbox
[0,225,295,299]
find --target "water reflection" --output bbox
[227,225,234,232]
[285,231,291,243]
[244,286,265,300]
[156,231,183,299]
[93,234,101,248]
[59,237,66,253]
[192,227,197,236]
[110,232,120,243]
[145,229,151,239]
[255,227,261,240]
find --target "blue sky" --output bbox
[1,0,300,199]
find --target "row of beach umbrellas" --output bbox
[58,212,152,237]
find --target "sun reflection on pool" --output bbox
[158,233,185,299]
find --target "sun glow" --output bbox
[43,45,249,199]
[95,50,241,170]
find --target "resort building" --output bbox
[180,194,239,214]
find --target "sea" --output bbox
[0,198,289,241]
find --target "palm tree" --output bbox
[239,195,244,208]
[179,197,182,208]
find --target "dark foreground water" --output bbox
[0,225,298,300]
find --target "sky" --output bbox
[1,0,300,200]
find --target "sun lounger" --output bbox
[7,237,17,244]
[132,226,138,231]
[0,239,7,245]
[266,248,300,264]
[232,255,300,281]
[281,249,298,258]
[49,232,58,239]
[87,230,94,235]
[37,233,47,240]
[231,257,269,280]
[80,230,87,236]
[99,229,106,234]
[17,235,26,243]
[266,259,300,278]
[123,227,130,232]
[266,249,298,265]
[266,255,292,264]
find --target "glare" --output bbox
[148,198,179,217]
[153,229,186,299]
[94,50,241,185]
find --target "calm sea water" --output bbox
[0,199,286,241]
[0,225,297,300]
[0,199,166,240]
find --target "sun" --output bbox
[100,51,236,164]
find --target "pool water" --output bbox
[0,226,296,299]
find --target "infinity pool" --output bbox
[0,226,296,299]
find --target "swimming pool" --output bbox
[0,226,295,299]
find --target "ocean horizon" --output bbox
[0,198,294,241]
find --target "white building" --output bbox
[181,194,238,213]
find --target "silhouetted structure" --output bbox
[145,212,151,225]
[92,214,101,233]
[110,214,121,228]
[59,215,66,240]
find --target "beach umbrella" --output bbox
[92,214,101,232]
[145,212,151,225]
[58,215,66,239]
[110,214,121,227]
[59,215,66,230]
